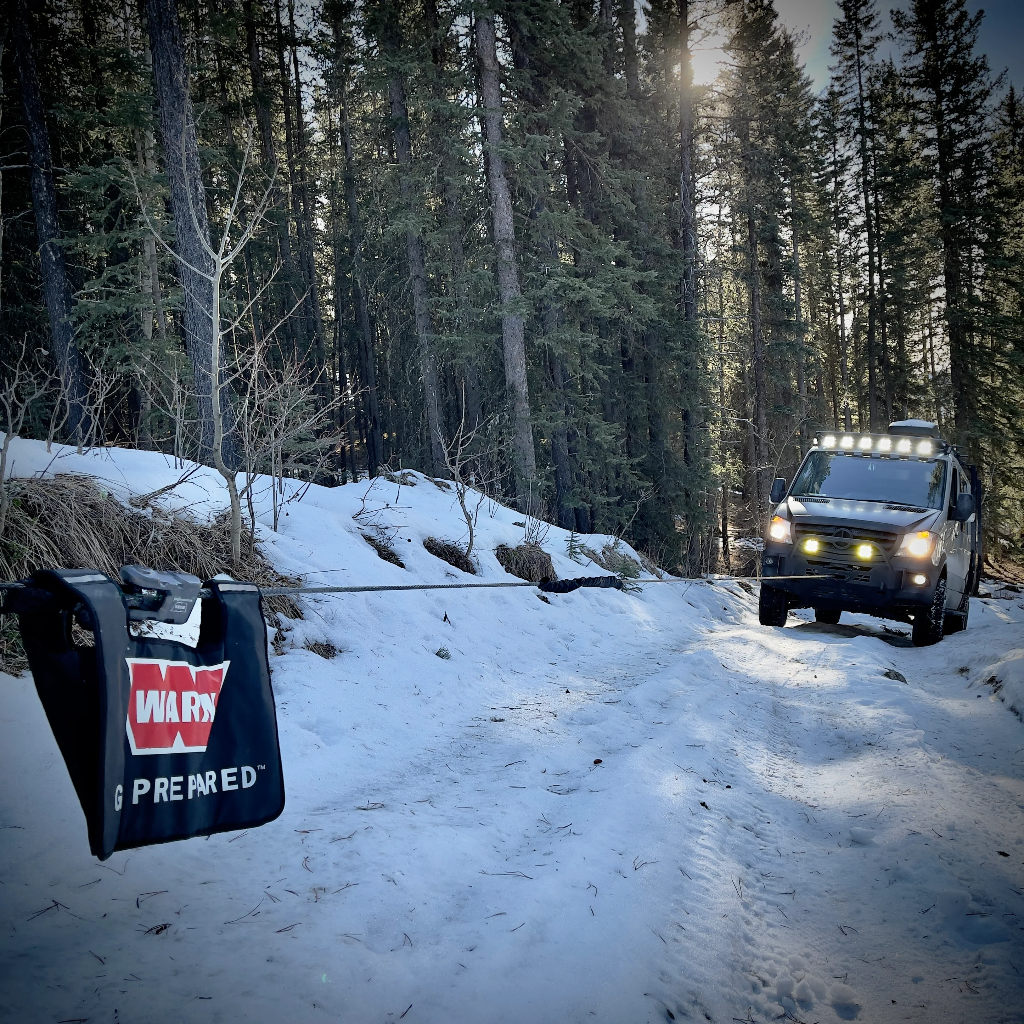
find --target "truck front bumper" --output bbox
[761,548,936,619]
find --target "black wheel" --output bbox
[759,585,789,626]
[944,587,970,635]
[814,608,842,625]
[912,577,947,647]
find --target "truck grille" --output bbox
[793,523,900,556]
[806,559,872,584]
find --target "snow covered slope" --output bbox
[1,440,1023,1024]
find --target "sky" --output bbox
[690,0,1024,93]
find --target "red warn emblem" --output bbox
[125,658,230,755]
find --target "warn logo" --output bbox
[125,658,230,755]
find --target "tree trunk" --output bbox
[134,77,168,349]
[747,210,769,514]
[852,28,879,430]
[678,0,697,322]
[286,0,327,374]
[926,72,969,443]
[870,146,893,423]
[340,86,383,476]
[548,348,574,530]
[386,71,447,477]
[143,0,235,465]
[12,4,91,441]
[424,0,483,435]
[791,179,806,446]
[617,0,640,100]
[215,47,265,353]
[475,11,536,510]
[243,0,301,356]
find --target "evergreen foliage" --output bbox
[1,0,1022,568]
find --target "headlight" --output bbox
[896,531,935,558]
[768,516,792,543]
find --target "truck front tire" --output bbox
[912,577,947,647]
[759,585,789,627]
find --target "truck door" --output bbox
[945,466,969,601]
[967,466,983,595]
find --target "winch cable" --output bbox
[255,575,835,598]
[0,574,832,602]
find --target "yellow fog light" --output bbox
[856,543,873,559]
[911,573,928,586]
[804,538,820,554]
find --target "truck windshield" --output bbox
[790,452,947,509]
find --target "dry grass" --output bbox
[302,640,340,660]
[0,616,27,675]
[597,541,642,579]
[494,542,556,583]
[423,537,476,575]
[575,540,642,579]
[361,531,405,568]
[0,474,301,674]
[984,553,1024,586]
[383,470,418,487]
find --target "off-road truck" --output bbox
[758,420,982,647]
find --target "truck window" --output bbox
[791,452,947,509]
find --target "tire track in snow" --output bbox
[665,606,1024,1024]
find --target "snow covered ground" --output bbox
[1,439,1023,1024]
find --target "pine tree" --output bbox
[893,0,995,448]
[12,0,91,440]
[144,0,237,464]
[831,0,883,429]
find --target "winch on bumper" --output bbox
[761,521,938,620]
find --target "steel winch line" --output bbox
[256,576,832,597]
[0,574,832,602]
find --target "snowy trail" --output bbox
[3,592,1023,1024]
[1,442,1022,1023]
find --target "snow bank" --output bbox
[973,647,1024,719]
[2,437,1024,1024]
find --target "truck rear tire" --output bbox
[814,608,841,625]
[912,577,947,647]
[759,585,788,627]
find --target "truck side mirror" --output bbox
[953,492,975,522]
[769,478,787,504]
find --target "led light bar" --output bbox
[809,432,946,457]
